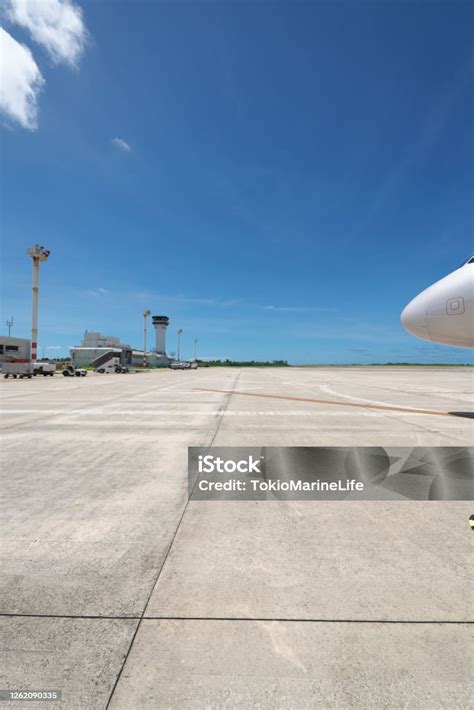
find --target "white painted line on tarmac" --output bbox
[318,384,420,410]
[0,408,432,418]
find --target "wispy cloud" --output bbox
[86,287,109,296]
[260,305,338,313]
[346,57,474,245]
[291,319,408,345]
[6,0,87,67]
[219,298,243,308]
[0,27,44,129]
[133,291,338,314]
[111,137,131,152]
[133,290,216,306]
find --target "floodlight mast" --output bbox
[143,309,151,366]
[177,329,183,361]
[27,245,50,362]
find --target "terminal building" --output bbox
[70,317,171,367]
[70,331,141,367]
[0,336,31,367]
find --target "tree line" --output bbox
[196,359,289,367]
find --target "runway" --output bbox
[0,367,472,708]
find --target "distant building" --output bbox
[81,332,124,349]
[69,330,170,367]
[70,331,132,367]
[0,336,31,367]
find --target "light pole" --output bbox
[193,338,198,360]
[143,310,151,367]
[177,329,183,361]
[27,245,50,362]
[41,345,52,360]
[6,317,13,337]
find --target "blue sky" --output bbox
[1,0,473,363]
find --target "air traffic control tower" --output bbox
[152,315,170,365]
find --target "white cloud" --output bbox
[111,137,131,152]
[0,27,44,129]
[6,0,86,66]
[133,290,215,305]
[261,305,338,313]
[86,287,109,296]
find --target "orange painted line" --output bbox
[193,388,452,417]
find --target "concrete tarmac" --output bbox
[0,367,472,708]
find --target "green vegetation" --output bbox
[197,360,471,368]
[295,363,473,367]
[197,359,289,368]
[196,360,473,368]
[371,362,473,367]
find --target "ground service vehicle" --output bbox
[96,361,129,373]
[91,355,127,373]
[33,362,56,376]
[63,365,87,377]
[3,362,34,379]
[170,361,198,370]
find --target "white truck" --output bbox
[170,361,198,370]
[33,362,56,376]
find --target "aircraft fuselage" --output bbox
[401,257,474,348]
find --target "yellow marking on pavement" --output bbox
[194,388,453,417]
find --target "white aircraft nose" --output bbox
[401,296,430,340]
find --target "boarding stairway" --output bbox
[90,350,119,370]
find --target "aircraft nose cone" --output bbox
[401,296,430,340]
